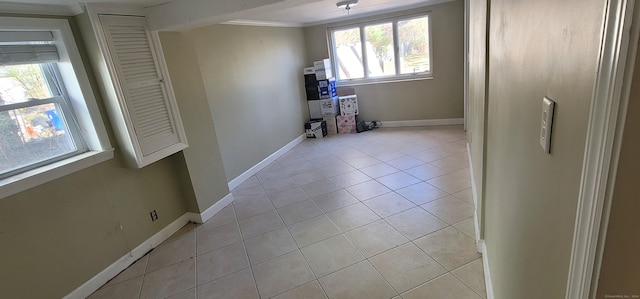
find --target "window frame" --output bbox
[0,16,113,199]
[0,96,83,179]
[328,12,433,85]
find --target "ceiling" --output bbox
[227,0,449,27]
[0,0,449,27]
[1,0,165,5]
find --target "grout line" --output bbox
[102,127,472,299]
[316,278,332,299]
[365,257,403,296]
[397,271,451,296]
[449,262,487,299]
[409,227,455,272]
[339,230,401,297]
[223,128,468,297]
[232,205,261,299]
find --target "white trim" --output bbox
[0,2,77,16]
[328,12,434,84]
[187,193,235,224]
[82,3,147,16]
[85,6,188,169]
[1,150,113,200]
[228,134,306,190]
[222,19,302,27]
[0,16,113,199]
[566,0,636,298]
[379,118,464,127]
[463,0,470,131]
[467,143,482,245]
[478,240,495,299]
[64,213,191,299]
[337,76,433,87]
[590,1,640,297]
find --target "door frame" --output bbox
[464,0,470,131]
[566,0,639,298]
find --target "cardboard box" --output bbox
[337,115,357,134]
[319,97,339,116]
[305,120,327,138]
[308,100,323,119]
[337,87,355,96]
[314,59,331,70]
[315,70,333,80]
[304,74,318,85]
[323,116,338,135]
[314,59,333,80]
[318,78,337,99]
[339,95,359,116]
[305,85,320,101]
[303,67,315,75]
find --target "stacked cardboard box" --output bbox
[337,95,359,134]
[318,78,337,99]
[323,116,338,135]
[304,59,362,136]
[304,63,337,100]
[305,59,340,130]
[308,97,339,119]
[337,115,356,134]
[338,95,358,116]
[304,67,320,100]
[305,120,327,138]
[314,59,333,80]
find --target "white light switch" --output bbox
[540,97,555,154]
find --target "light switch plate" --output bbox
[540,97,555,154]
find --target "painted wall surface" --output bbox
[467,0,487,238]
[159,31,230,212]
[303,0,464,122]
[482,0,605,298]
[0,15,192,298]
[189,24,308,181]
[595,45,640,298]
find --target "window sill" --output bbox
[0,149,114,200]
[337,75,434,87]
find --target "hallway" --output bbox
[89,126,487,299]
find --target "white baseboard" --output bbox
[65,213,191,299]
[380,118,464,127]
[478,240,495,299]
[187,193,234,224]
[68,133,308,298]
[227,133,306,190]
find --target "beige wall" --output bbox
[0,15,194,298]
[303,0,464,122]
[467,0,487,238]
[595,44,640,298]
[189,24,308,180]
[159,31,230,212]
[478,0,605,298]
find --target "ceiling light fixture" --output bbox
[336,0,358,14]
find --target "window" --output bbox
[329,14,431,83]
[0,62,86,179]
[0,17,112,198]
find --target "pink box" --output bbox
[337,115,356,134]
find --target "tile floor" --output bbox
[89,126,487,299]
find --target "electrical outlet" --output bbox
[150,210,158,221]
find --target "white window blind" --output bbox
[0,31,59,65]
[98,15,180,157]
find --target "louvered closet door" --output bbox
[99,15,179,156]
